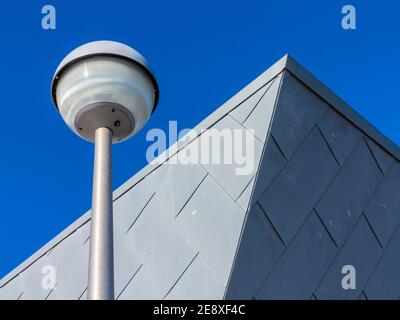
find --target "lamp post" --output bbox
[51,41,159,300]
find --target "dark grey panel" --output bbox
[225,203,285,299]
[250,136,286,205]
[315,215,382,300]
[316,139,383,246]
[365,137,395,174]
[317,109,361,164]
[271,72,328,159]
[364,227,400,300]
[364,163,400,247]
[258,128,339,244]
[255,211,337,300]
[358,291,368,300]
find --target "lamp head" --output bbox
[51,40,159,143]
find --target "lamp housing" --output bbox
[51,41,159,143]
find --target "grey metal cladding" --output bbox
[121,194,198,299]
[193,115,263,200]
[18,253,53,300]
[113,176,157,230]
[236,135,286,210]
[364,162,400,247]
[79,288,88,300]
[225,203,285,299]
[359,292,368,300]
[315,139,383,247]
[249,136,286,206]
[176,175,246,286]
[258,127,339,244]
[113,148,208,298]
[364,226,400,299]
[242,74,282,142]
[147,153,208,218]
[270,71,328,159]
[165,254,225,300]
[113,223,141,298]
[255,211,337,300]
[117,253,190,300]
[0,276,23,300]
[235,177,255,210]
[45,223,90,300]
[317,108,362,165]
[315,215,383,300]
[229,77,274,124]
[117,265,156,300]
[112,177,150,297]
[365,137,395,174]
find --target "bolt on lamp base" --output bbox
[88,127,114,300]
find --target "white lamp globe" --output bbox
[51,41,159,143]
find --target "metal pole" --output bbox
[88,127,114,300]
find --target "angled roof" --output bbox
[1,55,400,300]
[226,70,400,299]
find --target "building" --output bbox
[1,55,399,300]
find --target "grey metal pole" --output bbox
[88,127,114,300]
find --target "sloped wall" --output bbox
[0,71,282,300]
[226,71,400,300]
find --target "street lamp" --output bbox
[51,40,159,300]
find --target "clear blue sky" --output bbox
[1,0,399,278]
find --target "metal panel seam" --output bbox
[223,72,285,299]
